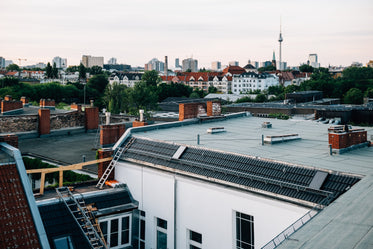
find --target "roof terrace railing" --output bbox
[261,193,335,249]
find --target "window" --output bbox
[188,229,202,249]
[53,236,74,249]
[156,217,167,249]
[99,214,131,249]
[236,212,254,249]
[139,211,146,249]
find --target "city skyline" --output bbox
[1,0,372,68]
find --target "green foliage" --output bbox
[190,89,205,98]
[268,113,290,120]
[127,81,158,113]
[87,74,109,93]
[156,83,193,102]
[344,88,363,104]
[0,77,19,88]
[104,82,128,114]
[52,62,58,79]
[56,102,69,110]
[284,84,300,94]
[254,93,267,102]
[66,65,79,72]
[258,65,276,72]
[45,62,52,78]
[189,92,200,99]
[343,67,373,80]
[141,70,161,87]
[267,85,284,95]
[6,64,19,71]
[208,86,218,93]
[299,64,314,73]
[79,63,87,82]
[23,157,93,185]
[90,66,103,75]
[365,88,373,98]
[236,96,252,103]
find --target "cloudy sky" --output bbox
[1,0,372,68]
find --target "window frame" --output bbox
[99,213,132,249]
[156,217,168,249]
[234,211,254,249]
[187,229,202,249]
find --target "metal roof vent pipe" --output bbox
[139,109,144,122]
[105,112,111,125]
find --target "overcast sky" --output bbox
[1,0,372,68]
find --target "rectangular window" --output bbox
[236,212,254,249]
[188,229,202,249]
[99,214,132,249]
[156,217,167,249]
[139,211,146,249]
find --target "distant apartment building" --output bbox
[109,72,143,87]
[308,54,320,68]
[35,62,47,69]
[175,58,180,68]
[0,57,5,69]
[278,61,287,70]
[107,57,117,65]
[52,56,67,69]
[182,58,198,72]
[229,61,239,66]
[145,58,164,72]
[232,72,279,93]
[367,60,373,68]
[211,61,221,71]
[5,60,13,67]
[261,61,272,68]
[81,55,104,68]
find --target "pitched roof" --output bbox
[222,66,246,75]
[119,137,361,206]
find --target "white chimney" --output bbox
[105,112,111,125]
[139,109,144,122]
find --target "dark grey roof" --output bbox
[120,137,361,206]
[38,186,138,249]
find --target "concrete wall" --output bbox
[50,112,85,130]
[0,115,38,133]
[115,161,308,249]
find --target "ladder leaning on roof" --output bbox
[96,137,136,189]
[56,187,107,249]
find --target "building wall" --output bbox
[115,162,309,249]
[0,115,38,133]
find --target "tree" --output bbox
[344,88,363,104]
[6,64,20,71]
[189,92,200,98]
[87,74,109,93]
[127,81,158,113]
[45,62,52,78]
[208,86,218,93]
[365,88,373,98]
[141,70,161,87]
[255,93,267,102]
[79,63,87,82]
[90,66,103,75]
[0,77,19,88]
[299,64,314,73]
[104,82,128,114]
[258,65,276,72]
[52,62,58,79]
[66,65,79,72]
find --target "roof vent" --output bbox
[262,122,272,128]
[172,146,187,160]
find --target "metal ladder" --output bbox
[56,187,107,249]
[93,127,101,150]
[96,137,136,189]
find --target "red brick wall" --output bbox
[20,96,29,105]
[179,103,201,121]
[39,99,55,108]
[85,107,99,130]
[132,120,148,127]
[329,130,368,149]
[38,108,50,135]
[0,163,41,249]
[100,124,126,146]
[97,149,114,180]
[0,134,18,148]
[206,101,221,116]
[70,104,81,112]
[1,100,23,113]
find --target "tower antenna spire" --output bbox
[278,16,283,71]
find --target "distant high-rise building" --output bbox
[145,58,164,72]
[278,21,284,70]
[0,57,5,69]
[211,61,221,71]
[182,58,198,72]
[308,54,320,68]
[107,57,117,65]
[5,60,13,67]
[261,61,272,68]
[52,56,67,69]
[272,51,276,69]
[175,58,180,68]
[81,55,104,68]
[248,60,259,69]
[35,62,47,69]
[164,56,168,76]
[229,61,239,66]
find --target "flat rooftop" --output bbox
[130,115,373,248]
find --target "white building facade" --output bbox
[232,72,279,94]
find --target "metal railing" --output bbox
[261,194,334,249]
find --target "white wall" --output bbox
[115,161,308,249]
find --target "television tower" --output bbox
[278,20,283,71]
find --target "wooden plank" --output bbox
[59,171,63,187]
[26,157,112,174]
[40,172,46,195]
